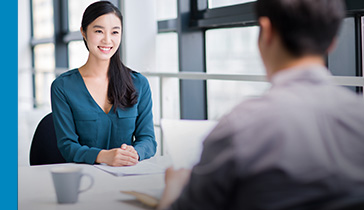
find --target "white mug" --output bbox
[51,166,94,204]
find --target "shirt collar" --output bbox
[271,64,332,87]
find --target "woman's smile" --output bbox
[98,46,113,53]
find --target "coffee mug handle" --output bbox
[79,173,94,193]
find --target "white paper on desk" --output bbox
[94,160,166,176]
[161,119,218,169]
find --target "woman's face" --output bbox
[82,13,122,61]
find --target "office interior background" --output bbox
[18,0,364,167]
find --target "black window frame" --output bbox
[157,0,364,119]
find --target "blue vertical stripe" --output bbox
[0,0,18,209]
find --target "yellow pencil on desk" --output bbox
[121,191,159,208]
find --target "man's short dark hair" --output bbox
[255,0,345,57]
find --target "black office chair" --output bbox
[29,113,66,165]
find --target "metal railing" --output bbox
[19,69,364,155]
[142,71,364,154]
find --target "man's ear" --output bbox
[258,17,274,46]
[327,37,338,53]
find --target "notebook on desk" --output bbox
[94,160,166,176]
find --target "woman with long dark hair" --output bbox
[51,1,156,166]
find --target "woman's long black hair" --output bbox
[81,1,138,110]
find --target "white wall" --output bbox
[122,0,157,72]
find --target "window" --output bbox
[156,0,177,20]
[328,17,360,92]
[29,0,364,116]
[156,33,180,120]
[31,0,55,107]
[208,0,256,9]
[68,0,98,69]
[328,17,356,77]
[30,0,102,107]
[206,26,270,119]
[32,0,54,39]
[206,26,264,75]
[68,0,98,32]
[155,0,180,121]
[154,0,180,155]
[33,43,55,107]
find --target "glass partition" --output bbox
[206,26,269,120]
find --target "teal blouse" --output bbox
[51,69,156,164]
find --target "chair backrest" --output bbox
[161,119,218,169]
[29,113,66,165]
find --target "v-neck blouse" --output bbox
[51,69,156,164]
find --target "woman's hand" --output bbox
[121,144,139,160]
[96,144,139,166]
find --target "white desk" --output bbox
[19,156,172,210]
